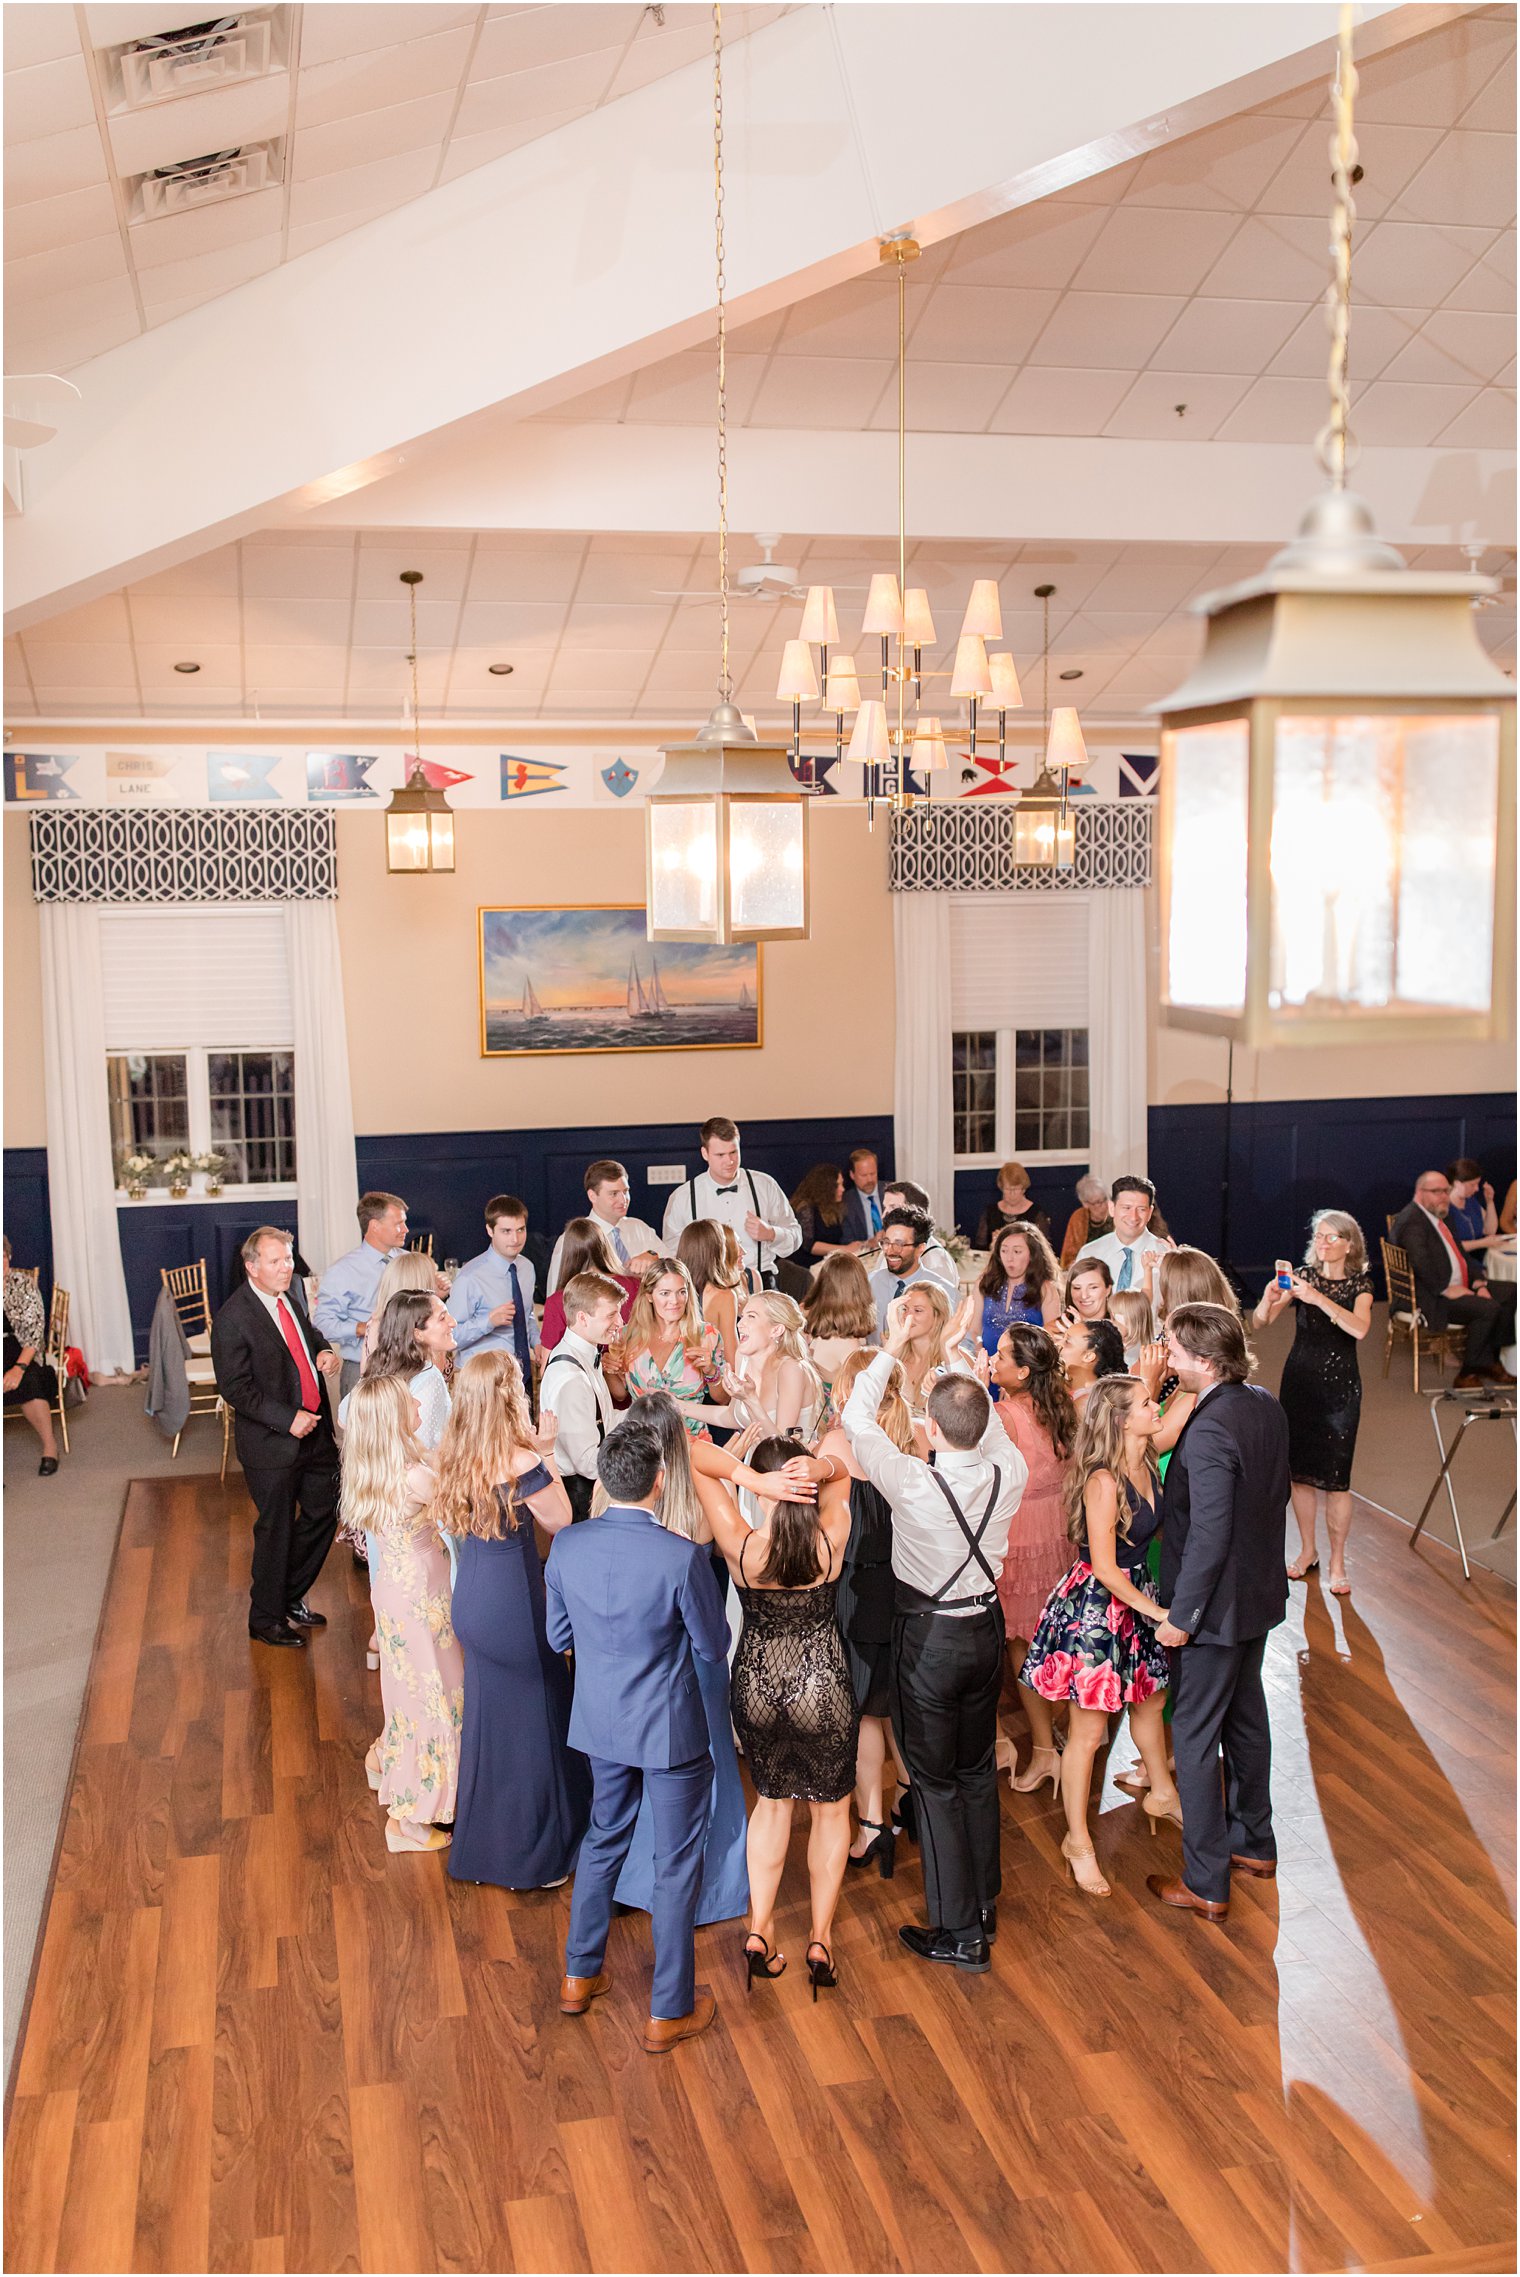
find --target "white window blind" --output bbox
[949,895,1090,1028]
[100,908,293,1051]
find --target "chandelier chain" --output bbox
[895,245,908,783]
[1319,4,1359,488]
[407,578,422,757]
[712,1,730,700]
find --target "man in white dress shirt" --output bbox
[844,1308,1026,1976]
[539,1271,622,1520]
[868,1206,960,1334]
[1075,1174,1174,1301]
[548,1160,664,1292]
[449,1193,540,1382]
[660,1117,802,1289]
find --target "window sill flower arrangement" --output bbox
[193,1152,227,1198]
[118,1151,155,1201]
[164,1152,194,1199]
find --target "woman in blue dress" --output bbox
[607,1392,752,1925]
[433,1349,591,1891]
[977,1223,1062,1353]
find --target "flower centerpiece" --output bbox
[118,1151,155,1201]
[193,1151,228,1198]
[164,1151,194,1199]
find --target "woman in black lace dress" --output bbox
[694,1436,855,1997]
[1254,1211,1374,1597]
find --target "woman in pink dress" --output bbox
[987,1322,1077,1795]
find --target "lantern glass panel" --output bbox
[1270,713,1498,1017]
[387,812,431,872]
[428,811,455,871]
[1164,718,1249,1012]
[729,800,805,934]
[648,800,719,934]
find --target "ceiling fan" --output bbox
[654,533,867,605]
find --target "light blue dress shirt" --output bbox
[869,1258,960,1335]
[448,1247,540,1358]
[312,1241,394,1363]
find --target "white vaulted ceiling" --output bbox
[4,1,790,371]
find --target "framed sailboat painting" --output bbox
[478,904,762,1057]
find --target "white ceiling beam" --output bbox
[4,0,1439,629]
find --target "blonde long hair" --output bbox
[433,1351,537,1538]
[1063,1374,1158,1544]
[1304,1209,1367,1274]
[831,1348,916,1454]
[897,1279,952,1410]
[590,1390,706,1539]
[742,1290,823,1409]
[1157,1246,1238,1323]
[340,1375,422,1538]
[373,1250,439,1314]
[623,1258,707,1365]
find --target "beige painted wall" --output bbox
[333,801,895,1134]
[4,816,45,1147]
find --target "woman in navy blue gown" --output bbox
[433,1350,591,1890]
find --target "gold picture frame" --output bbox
[479,903,763,1058]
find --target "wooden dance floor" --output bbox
[6,1474,1516,2275]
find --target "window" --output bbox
[108,1053,190,1164]
[952,1032,998,1158]
[210,1051,297,1185]
[952,1027,1091,1165]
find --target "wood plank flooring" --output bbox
[6,1475,1516,2275]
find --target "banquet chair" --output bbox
[4,1282,71,1457]
[408,1233,435,1259]
[1380,1239,1466,1393]
[159,1259,231,1470]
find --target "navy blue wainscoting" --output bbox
[953,1165,1091,1251]
[3,1146,52,1301]
[117,1203,304,1365]
[355,1115,897,1283]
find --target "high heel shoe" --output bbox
[1286,1555,1320,1582]
[743,1934,786,1991]
[365,1743,382,1793]
[1142,1791,1184,1834]
[995,1729,1017,1773]
[386,1817,451,1854]
[366,1629,380,1672]
[805,1941,838,2001]
[892,1787,918,1844]
[847,1818,896,1879]
[1060,1833,1111,1898]
[1012,1745,1061,1795]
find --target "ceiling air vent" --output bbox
[128,139,283,221]
[110,13,277,110]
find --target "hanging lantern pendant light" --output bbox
[385,570,456,873]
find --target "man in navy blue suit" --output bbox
[545,1417,730,2053]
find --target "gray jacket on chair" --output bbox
[145,1287,191,1441]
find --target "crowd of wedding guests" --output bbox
[205,1131,1516,2050]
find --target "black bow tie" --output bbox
[713,1184,739,1195]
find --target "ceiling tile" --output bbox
[241,599,355,647]
[25,594,132,642]
[472,4,633,78]
[294,90,457,181]
[781,277,903,360]
[128,594,242,644]
[1102,370,1254,440]
[299,6,480,69]
[1266,301,1420,380]
[355,545,472,601]
[20,640,138,688]
[747,355,896,428]
[5,305,140,372]
[129,188,285,269]
[943,201,1108,291]
[31,685,142,710]
[136,235,283,313]
[243,648,351,692]
[136,642,243,685]
[3,180,118,261]
[127,547,242,600]
[1353,12,1516,126]
[1458,52,1516,133]
[454,48,622,137]
[1198,212,1333,298]
[1389,130,1517,230]
[346,645,448,696]
[241,544,356,600]
[4,53,95,145]
[603,18,712,99]
[577,551,697,601]
[623,350,765,424]
[286,147,439,229]
[1049,158,1144,206]
[4,229,127,302]
[4,7,82,70]
[4,269,137,351]
[1429,387,1517,446]
[295,26,478,128]
[455,599,569,644]
[1025,292,1186,370]
[906,283,1060,366]
[467,545,587,602]
[1084,557,1206,611]
[1384,307,1517,385]
[1255,121,1444,222]
[1350,378,1480,444]
[4,121,108,204]
[546,648,655,693]
[437,108,589,181]
[1440,241,1517,312]
[564,599,672,640]
[985,365,1135,434]
[1073,206,1243,295]
[1214,374,1342,443]
[1127,110,1309,210]
[1148,296,1304,376]
[866,360,1011,433]
[348,598,461,648]
[1353,220,1499,306]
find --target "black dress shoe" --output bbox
[249,1621,306,1649]
[898,1922,991,1975]
[979,1903,997,1943]
[38,1456,59,1476]
[286,1601,326,1627]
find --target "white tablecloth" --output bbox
[1486,1241,1516,1372]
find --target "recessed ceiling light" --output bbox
[488,662,515,676]
[1059,668,1083,681]
[173,660,200,673]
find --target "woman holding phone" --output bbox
[1253,1212,1373,1595]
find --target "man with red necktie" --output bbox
[1392,1172,1518,1391]
[212,1225,344,1648]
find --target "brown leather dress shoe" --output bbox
[642,1990,716,2054]
[1453,1372,1488,1390]
[559,1972,611,2016]
[1147,1873,1228,1921]
[1230,1854,1277,1878]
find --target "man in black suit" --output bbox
[1149,1302,1290,1922]
[1391,1172,1517,1389]
[839,1148,887,1249]
[211,1225,344,1649]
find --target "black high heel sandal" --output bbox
[847,1818,896,1880]
[805,1942,838,2001]
[892,1787,918,1845]
[743,1934,786,1991]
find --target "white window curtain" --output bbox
[38,904,136,1375]
[284,900,358,1275]
[1087,887,1148,1180]
[891,890,954,1227]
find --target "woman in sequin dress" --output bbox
[1254,1211,1373,1597]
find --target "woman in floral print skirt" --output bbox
[341,1374,464,1854]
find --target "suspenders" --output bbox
[686,1169,767,1274]
[541,1350,606,1442]
[924,1466,1003,1609]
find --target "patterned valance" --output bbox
[29,809,337,903]
[890,800,1153,892]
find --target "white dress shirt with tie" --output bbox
[1075,1227,1173,1294]
[539,1329,615,1479]
[661,1168,802,1279]
[548,1210,664,1290]
[248,1282,322,1384]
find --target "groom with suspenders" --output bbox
[844,1303,1027,1975]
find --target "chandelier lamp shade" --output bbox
[385,570,456,874]
[799,585,839,646]
[1153,6,1514,1046]
[958,579,1003,642]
